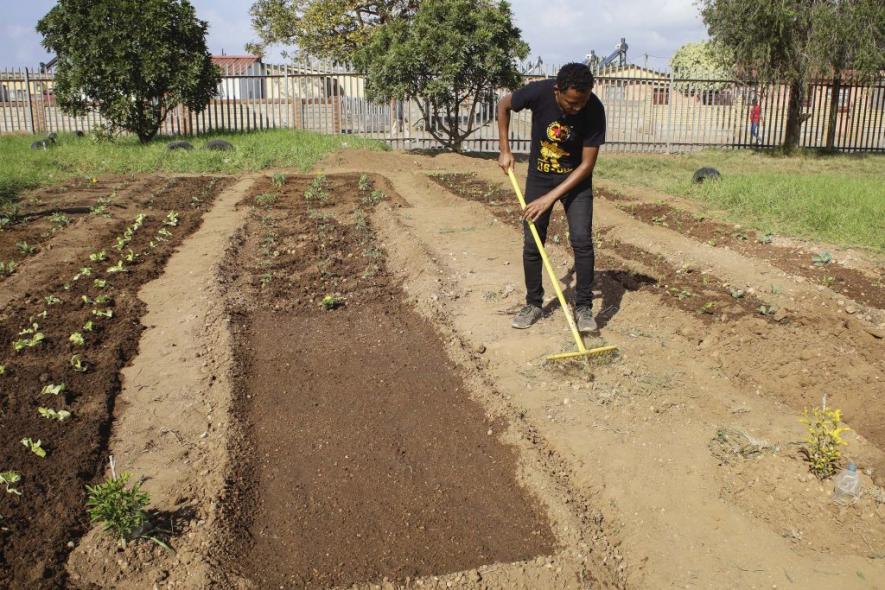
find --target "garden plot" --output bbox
[212,174,563,588]
[0,175,233,589]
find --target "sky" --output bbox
[1,0,708,72]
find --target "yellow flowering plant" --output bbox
[800,406,850,479]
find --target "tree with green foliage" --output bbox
[699,0,885,151]
[247,0,419,61]
[37,0,221,144]
[356,0,528,152]
[669,41,734,92]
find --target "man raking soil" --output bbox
[497,63,605,333]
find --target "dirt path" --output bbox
[318,150,885,589]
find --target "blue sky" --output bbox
[1,0,707,71]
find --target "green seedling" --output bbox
[69,332,85,346]
[38,407,72,421]
[42,383,66,396]
[358,174,372,192]
[321,294,344,310]
[133,213,147,228]
[651,215,668,226]
[90,196,112,217]
[86,468,151,548]
[106,260,126,274]
[0,260,17,276]
[94,279,107,289]
[259,273,273,288]
[93,309,113,319]
[50,212,71,227]
[254,193,277,208]
[81,295,93,305]
[820,275,836,287]
[668,287,692,300]
[73,267,93,281]
[123,227,134,241]
[13,332,45,351]
[0,471,22,495]
[362,189,385,206]
[0,365,5,375]
[149,240,158,249]
[113,236,129,250]
[44,295,62,305]
[123,250,139,263]
[30,310,47,321]
[801,405,850,479]
[163,211,179,227]
[90,250,108,262]
[769,285,783,295]
[812,251,832,266]
[16,241,36,255]
[83,320,95,332]
[701,301,717,314]
[94,295,112,305]
[21,438,47,458]
[729,288,745,299]
[305,175,329,202]
[70,354,88,373]
[758,233,774,244]
[757,304,777,316]
[271,173,287,188]
[157,228,173,239]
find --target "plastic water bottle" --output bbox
[833,463,861,505]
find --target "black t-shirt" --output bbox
[511,79,606,184]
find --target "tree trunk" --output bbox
[825,72,841,152]
[783,78,805,152]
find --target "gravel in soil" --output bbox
[0,176,233,589]
[215,174,557,588]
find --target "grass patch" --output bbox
[596,150,885,251]
[0,129,385,203]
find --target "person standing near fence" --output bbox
[750,98,762,144]
[496,62,606,333]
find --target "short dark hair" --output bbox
[556,63,594,93]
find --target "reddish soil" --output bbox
[611,199,884,310]
[430,173,782,326]
[214,174,557,588]
[0,176,233,589]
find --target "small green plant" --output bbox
[0,260,17,276]
[812,251,832,266]
[667,287,692,300]
[21,438,47,458]
[69,332,85,346]
[305,175,329,202]
[83,320,95,332]
[769,285,783,295]
[254,193,277,208]
[0,365,5,375]
[90,250,108,262]
[651,215,668,226]
[758,233,774,244]
[157,227,173,240]
[50,212,71,227]
[132,213,147,229]
[321,294,345,310]
[81,295,93,305]
[85,461,150,548]
[90,196,112,217]
[362,189,385,206]
[163,211,179,227]
[757,304,777,316]
[38,407,72,421]
[113,236,129,251]
[13,330,45,352]
[16,241,36,255]
[124,250,139,263]
[73,267,93,281]
[94,294,112,305]
[70,354,88,373]
[93,278,107,289]
[259,272,273,288]
[44,294,62,305]
[820,275,836,287]
[93,309,113,319]
[801,405,850,479]
[729,288,745,299]
[106,260,126,274]
[0,471,22,495]
[358,174,372,192]
[701,301,717,314]
[271,172,286,188]
[42,383,66,396]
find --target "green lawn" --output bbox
[0,129,385,203]
[595,150,885,252]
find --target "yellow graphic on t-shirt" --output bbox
[546,121,571,143]
[538,140,573,174]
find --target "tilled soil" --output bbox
[214,174,556,588]
[0,176,233,589]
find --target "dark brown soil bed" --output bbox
[430,173,781,326]
[214,174,556,588]
[0,175,234,589]
[616,201,884,310]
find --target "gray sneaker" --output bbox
[512,304,543,329]
[575,306,598,333]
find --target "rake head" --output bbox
[545,345,619,362]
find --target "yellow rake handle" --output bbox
[507,168,587,354]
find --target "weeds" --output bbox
[86,460,151,548]
[801,404,850,479]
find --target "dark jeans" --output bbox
[522,176,594,309]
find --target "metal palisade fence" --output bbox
[2,61,884,152]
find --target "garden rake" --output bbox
[507,168,618,362]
